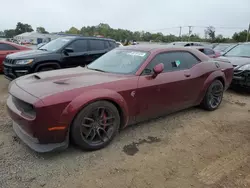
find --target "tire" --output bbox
[200,80,224,111]
[71,101,120,151]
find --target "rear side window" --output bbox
[203,48,214,55]
[67,40,88,52]
[89,40,105,51]
[144,51,199,74]
[0,43,18,51]
[109,41,117,48]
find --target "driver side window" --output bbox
[142,51,191,75]
[67,40,88,52]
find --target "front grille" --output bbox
[4,58,15,64]
[12,96,36,118]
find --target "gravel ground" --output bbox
[0,75,250,188]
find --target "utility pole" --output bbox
[179,26,182,39]
[246,23,250,42]
[188,26,192,41]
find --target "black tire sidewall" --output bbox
[202,80,224,111]
[71,101,120,151]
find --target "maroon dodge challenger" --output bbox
[7,45,233,152]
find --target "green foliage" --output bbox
[66,27,80,34]
[4,29,16,38]
[15,22,33,35]
[36,27,49,34]
[232,30,249,42]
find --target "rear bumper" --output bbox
[13,121,68,153]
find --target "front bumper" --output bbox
[3,61,31,80]
[232,70,250,88]
[7,87,69,153]
[13,121,68,153]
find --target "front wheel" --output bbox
[71,101,120,151]
[200,80,224,111]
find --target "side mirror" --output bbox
[64,47,74,54]
[152,63,164,78]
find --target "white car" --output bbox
[116,42,123,47]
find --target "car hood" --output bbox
[8,49,52,59]
[14,67,130,98]
[217,56,250,66]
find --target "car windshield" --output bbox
[224,44,250,57]
[87,49,149,74]
[39,38,71,52]
[214,44,232,52]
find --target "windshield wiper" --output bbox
[39,48,47,51]
[87,67,106,72]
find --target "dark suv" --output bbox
[3,36,117,80]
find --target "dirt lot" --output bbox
[0,75,250,188]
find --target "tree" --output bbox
[15,22,33,35]
[36,27,49,34]
[205,26,216,41]
[232,30,249,42]
[0,31,4,37]
[4,29,16,38]
[66,27,80,34]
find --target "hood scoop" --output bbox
[53,79,69,85]
[33,74,41,80]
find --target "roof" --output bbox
[59,36,115,41]
[119,44,195,52]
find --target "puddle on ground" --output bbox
[235,102,246,107]
[123,136,161,156]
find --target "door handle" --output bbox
[184,71,191,77]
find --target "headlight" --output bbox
[15,59,34,65]
[238,64,250,71]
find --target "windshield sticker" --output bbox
[127,52,146,57]
[175,60,181,67]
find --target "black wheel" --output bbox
[201,80,224,111]
[71,101,120,151]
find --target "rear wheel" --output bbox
[71,101,120,151]
[201,80,224,111]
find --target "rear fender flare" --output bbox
[59,89,129,128]
[196,71,226,104]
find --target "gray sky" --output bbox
[0,0,249,37]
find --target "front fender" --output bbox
[59,89,129,128]
[196,70,226,104]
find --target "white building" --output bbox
[14,32,60,44]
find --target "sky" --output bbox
[0,0,249,37]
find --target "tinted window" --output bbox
[0,43,18,51]
[109,41,117,48]
[203,48,214,55]
[89,40,105,51]
[104,41,110,49]
[144,51,199,74]
[67,40,88,52]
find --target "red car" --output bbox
[189,46,221,58]
[0,41,30,72]
[7,45,233,152]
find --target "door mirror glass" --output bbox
[153,63,164,77]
